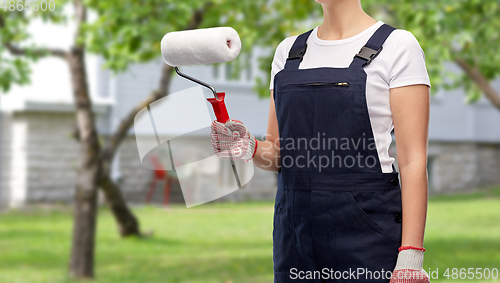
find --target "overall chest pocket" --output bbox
[281,82,350,89]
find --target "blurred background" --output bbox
[0,0,499,282]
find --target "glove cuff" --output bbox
[399,246,426,252]
[242,135,257,162]
[394,249,425,271]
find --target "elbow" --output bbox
[397,155,428,171]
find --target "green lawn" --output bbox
[0,188,499,283]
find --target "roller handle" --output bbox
[207,92,230,123]
[207,92,241,188]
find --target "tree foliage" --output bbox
[364,0,500,105]
[0,2,69,91]
[1,0,322,95]
[2,1,500,104]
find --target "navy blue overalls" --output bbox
[272,24,403,282]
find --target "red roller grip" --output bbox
[207,92,230,123]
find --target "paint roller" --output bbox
[161,26,242,123]
[161,26,243,188]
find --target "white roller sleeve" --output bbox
[161,27,242,66]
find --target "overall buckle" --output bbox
[286,43,308,62]
[354,46,383,65]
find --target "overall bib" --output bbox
[272,24,403,282]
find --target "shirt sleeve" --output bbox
[269,38,288,90]
[389,30,431,89]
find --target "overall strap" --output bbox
[349,24,396,68]
[283,29,314,69]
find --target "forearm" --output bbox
[399,158,428,248]
[252,140,281,172]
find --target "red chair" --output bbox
[145,155,172,206]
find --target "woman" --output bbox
[211,0,430,282]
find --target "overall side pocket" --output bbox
[345,190,402,245]
[274,190,287,214]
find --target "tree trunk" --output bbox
[91,67,176,238]
[455,58,500,110]
[92,8,207,234]
[68,47,101,279]
[65,0,211,258]
[99,172,140,236]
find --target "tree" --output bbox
[1,1,141,277]
[364,0,500,109]
[1,0,319,279]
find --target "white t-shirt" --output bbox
[269,21,431,173]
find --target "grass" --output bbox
[0,187,499,283]
[424,187,500,282]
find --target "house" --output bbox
[424,63,500,193]
[0,45,280,208]
[1,25,500,208]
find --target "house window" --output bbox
[212,64,220,79]
[212,54,252,82]
[225,63,238,81]
[245,52,253,82]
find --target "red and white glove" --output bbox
[390,246,430,283]
[210,119,258,162]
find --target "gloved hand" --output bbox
[210,119,258,162]
[390,246,430,283]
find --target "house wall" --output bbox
[0,113,12,208]
[428,142,500,193]
[1,111,79,207]
[0,111,278,208]
[0,110,111,207]
[118,135,278,205]
[1,109,499,208]
[1,23,499,209]
[428,69,500,143]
